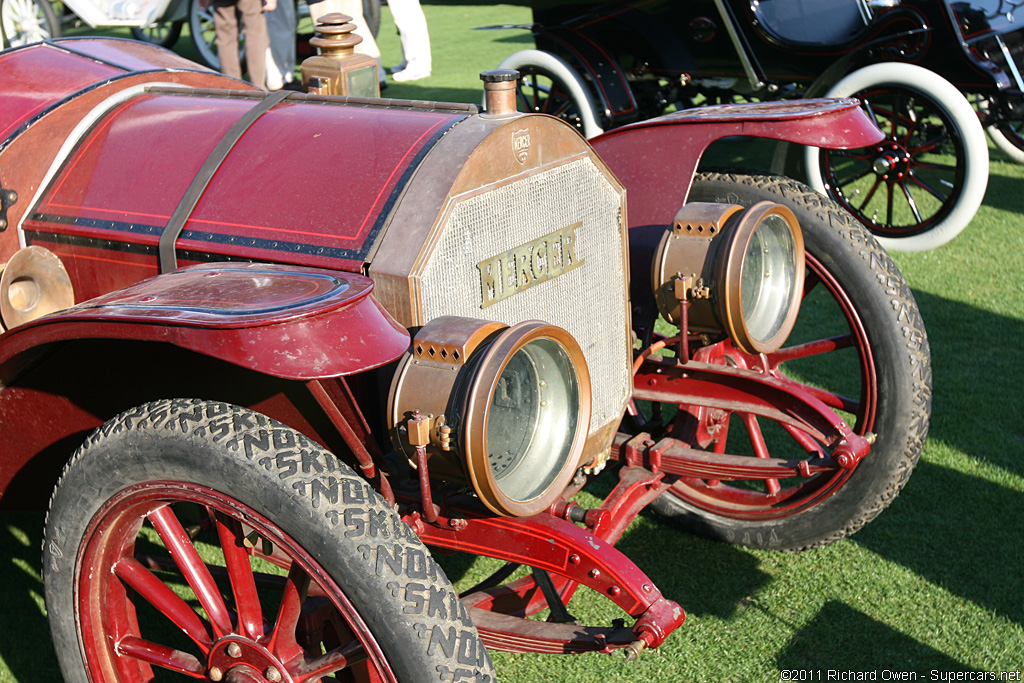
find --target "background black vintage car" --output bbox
[495,0,1024,251]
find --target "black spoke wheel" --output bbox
[130,21,184,48]
[43,399,495,683]
[497,49,604,138]
[647,171,932,550]
[807,63,988,251]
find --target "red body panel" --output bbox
[0,39,227,144]
[0,47,122,143]
[1,41,467,302]
[24,95,463,296]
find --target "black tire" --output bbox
[131,21,184,48]
[648,170,932,550]
[1,0,60,46]
[43,398,495,683]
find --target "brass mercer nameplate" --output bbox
[477,222,585,309]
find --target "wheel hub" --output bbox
[207,638,290,683]
[872,143,911,181]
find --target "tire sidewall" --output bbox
[44,399,494,683]
[805,62,988,252]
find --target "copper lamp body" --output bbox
[651,201,805,355]
[388,316,592,517]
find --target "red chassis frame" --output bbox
[0,38,883,658]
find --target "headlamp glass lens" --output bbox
[487,338,579,502]
[741,213,798,344]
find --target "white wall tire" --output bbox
[987,121,1024,164]
[805,62,988,251]
[498,49,604,138]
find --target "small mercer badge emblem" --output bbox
[512,128,531,163]
[477,222,584,309]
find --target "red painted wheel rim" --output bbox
[664,252,878,519]
[75,481,395,682]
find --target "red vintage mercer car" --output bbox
[0,22,930,683]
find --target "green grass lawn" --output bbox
[3,1,1024,681]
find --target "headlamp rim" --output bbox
[717,201,805,355]
[462,320,592,517]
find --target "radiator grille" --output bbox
[419,158,630,433]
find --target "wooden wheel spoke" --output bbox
[912,159,958,173]
[740,413,780,495]
[885,181,895,227]
[148,505,234,638]
[113,556,213,648]
[909,172,950,203]
[215,515,265,640]
[792,379,859,415]
[899,182,924,224]
[909,130,950,156]
[268,564,310,663]
[550,95,572,118]
[769,333,854,364]
[802,267,823,299]
[780,422,829,458]
[295,641,368,682]
[829,148,874,161]
[862,99,881,131]
[116,636,205,678]
[857,176,883,213]
[834,165,874,188]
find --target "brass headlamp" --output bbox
[388,316,591,517]
[651,201,805,355]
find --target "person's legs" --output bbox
[265,0,296,90]
[388,0,430,81]
[237,0,270,89]
[213,1,242,79]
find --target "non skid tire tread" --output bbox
[650,170,931,551]
[43,398,496,683]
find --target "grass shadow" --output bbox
[980,158,1024,216]
[908,289,1024,477]
[852,460,1024,628]
[0,512,61,682]
[777,600,972,670]
[612,510,773,621]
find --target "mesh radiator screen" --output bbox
[419,157,631,433]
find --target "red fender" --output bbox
[0,262,410,382]
[589,98,884,229]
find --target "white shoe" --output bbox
[392,68,430,82]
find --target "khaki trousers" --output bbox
[213,0,270,89]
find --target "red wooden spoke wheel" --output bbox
[43,399,495,683]
[77,485,381,682]
[647,172,932,550]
